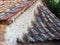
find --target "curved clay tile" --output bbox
[0,0,36,20]
[22,5,60,43]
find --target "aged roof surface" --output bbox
[0,0,35,20]
[22,5,60,43]
[0,0,60,45]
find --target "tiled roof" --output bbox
[22,5,60,43]
[0,0,36,20]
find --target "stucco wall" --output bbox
[5,0,43,45]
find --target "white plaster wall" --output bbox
[5,0,43,45]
